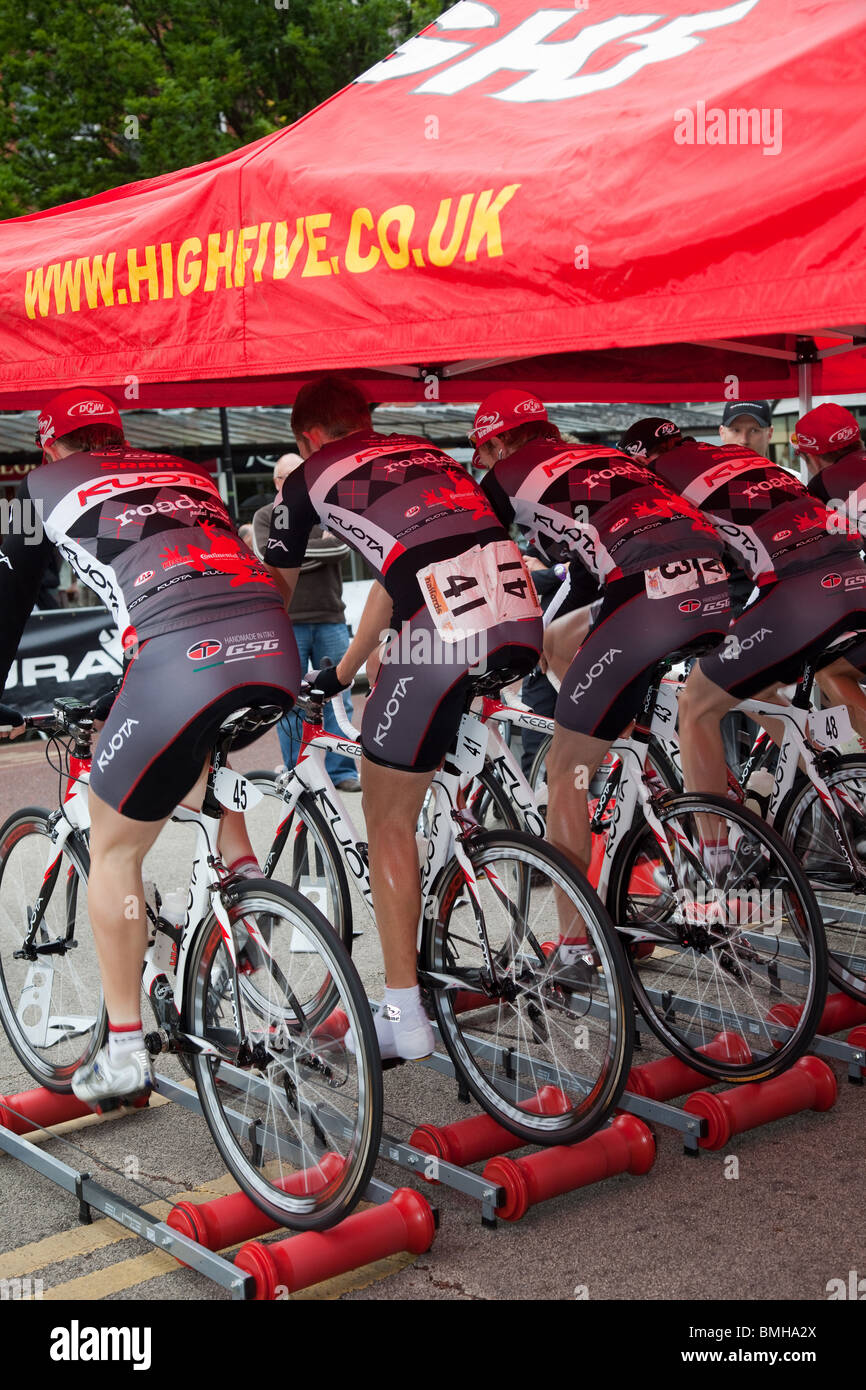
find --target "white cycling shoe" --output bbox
[72,1045,154,1109]
[346,1002,435,1062]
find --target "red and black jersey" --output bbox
[808,448,866,542]
[654,440,856,581]
[0,446,278,692]
[265,429,508,620]
[480,437,723,597]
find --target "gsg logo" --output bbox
[187,638,222,660]
[225,640,280,656]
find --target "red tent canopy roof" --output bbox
[1,0,864,409]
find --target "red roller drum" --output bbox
[483,1113,655,1222]
[168,1152,345,1252]
[624,1031,752,1102]
[410,1086,569,1175]
[847,1025,866,1075]
[683,1055,837,1150]
[0,1086,94,1135]
[234,1187,436,1300]
[768,992,866,1035]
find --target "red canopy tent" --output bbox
[0,0,864,409]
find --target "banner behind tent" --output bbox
[2,608,123,717]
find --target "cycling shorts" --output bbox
[362,605,542,773]
[699,557,866,699]
[90,605,299,821]
[556,562,731,740]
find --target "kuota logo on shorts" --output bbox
[372,676,414,747]
[822,573,842,589]
[187,638,222,661]
[569,649,622,704]
[95,719,139,772]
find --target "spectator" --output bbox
[252,454,360,791]
[719,399,774,458]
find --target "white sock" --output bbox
[108,1023,144,1063]
[384,985,424,1023]
[700,840,731,875]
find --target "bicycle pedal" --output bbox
[94,1088,151,1116]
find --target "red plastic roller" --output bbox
[0,1086,94,1135]
[234,1187,436,1300]
[683,1055,837,1150]
[768,992,866,1035]
[625,1031,752,1102]
[847,1025,866,1075]
[168,1153,345,1252]
[453,991,499,1014]
[410,1086,569,1175]
[483,1113,655,1222]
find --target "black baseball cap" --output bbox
[618,417,682,460]
[721,399,772,429]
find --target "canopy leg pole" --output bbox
[796,361,813,481]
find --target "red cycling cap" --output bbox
[792,403,861,455]
[37,388,124,450]
[470,390,548,454]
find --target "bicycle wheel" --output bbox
[0,808,105,1091]
[187,878,381,1231]
[464,765,523,832]
[608,794,827,1081]
[777,755,866,1003]
[245,775,353,949]
[423,830,633,1146]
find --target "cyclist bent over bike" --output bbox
[264,376,543,1060]
[468,391,732,973]
[0,389,300,1105]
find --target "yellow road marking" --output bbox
[42,1250,179,1301]
[0,1174,238,1278]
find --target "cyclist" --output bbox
[618,416,866,817]
[467,391,731,931]
[263,375,543,1060]
[794,402,866,734]
[0,389,300,1106]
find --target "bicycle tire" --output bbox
[607,793,828,1082]
[423,829,633,1146]
[776,754,866,1003]
[187,877,381,1231]
[245,774,353,950]
[528,734,681,813]
[0,807,105,1091]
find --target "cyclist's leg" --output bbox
[360,758,435,988]
[543,606,592,686]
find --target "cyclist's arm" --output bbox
[0,480,53,701]
[263,467,316,607]
[334,580,394,685]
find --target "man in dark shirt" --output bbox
[0,387,299,1107]
[264,376,541,1061]
[619,416,866,805]
[253,454,359,790]
[795,402,866,736]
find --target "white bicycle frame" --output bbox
[272,692,512,974]
[36,743,270,1057]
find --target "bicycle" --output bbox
[431,656,830,1082]
[247,672,635,1148]
[627,633,866,1004]
[0,697,382,1231]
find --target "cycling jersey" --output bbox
[264,429,542,770]
[808,448,866,536]
[0,447,299,818]
[481,436,724,596]
[265,429,509,623]
[0,446,281,683]
[653,440,856,582]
